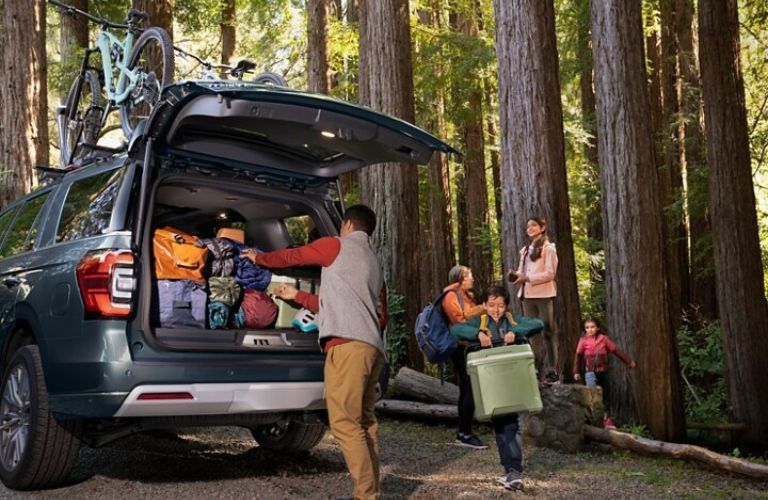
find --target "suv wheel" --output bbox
[0,345,81,490]
[251,421,326,452]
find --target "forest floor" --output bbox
[1,418,766,499]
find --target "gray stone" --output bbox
[522,383,604,453]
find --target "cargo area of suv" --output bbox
[145,175,328,352]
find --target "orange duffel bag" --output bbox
[153,227,208,283]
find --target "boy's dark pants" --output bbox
[492,414,523,474]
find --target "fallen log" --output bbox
[584,425,768,479]
[375,399,457,419]
[391,367,459,404]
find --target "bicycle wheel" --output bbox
[59,70,103,167]
[252,71,287,87]
[118,26,175,138]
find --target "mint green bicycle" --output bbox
[50,0,175,166]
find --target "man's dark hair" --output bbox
[485,284,509,304]
[343,204,377,235]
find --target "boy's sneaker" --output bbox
[603,417,616,429]
[498,470,524,490]
[455,433,488,449]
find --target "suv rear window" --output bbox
[0,193,50,258]
[56,167,126,243]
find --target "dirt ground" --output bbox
[0,418,766,499]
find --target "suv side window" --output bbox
[56,167,126,243]
[0,207,20,253]
[0,193,50,258]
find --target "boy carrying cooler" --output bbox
[450,285,542,491]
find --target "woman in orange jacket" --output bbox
[509,216,560,384]
[441,265,486,449]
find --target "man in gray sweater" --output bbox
[244,205,386,500]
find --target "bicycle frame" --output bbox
[93,28,140,107]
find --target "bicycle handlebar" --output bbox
[47,0,131,30]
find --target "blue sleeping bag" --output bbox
[226,240,272,291]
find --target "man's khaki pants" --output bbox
[325,341,383,500]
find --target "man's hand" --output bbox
[272,284,298,301]
[504,332,516,344]
[241,248,261,263]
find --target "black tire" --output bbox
[250,421,326,452]
[59,70,103,167]
[119,26,175,138]
[252,71,287,87]
[0,345,81,490]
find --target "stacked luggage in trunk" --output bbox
[153,226,295,331]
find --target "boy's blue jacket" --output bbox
[450,313,544,342]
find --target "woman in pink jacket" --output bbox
[509,217,560,384]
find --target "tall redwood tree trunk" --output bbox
[307,0,330,94]
[591,0,684,440]
[358,0,423,370]
[452,6,490,289]
[660,0,689,331]
[220,0,235,69]
[494,0,581,377]
[133,0,173,38]
[698,0,768,447]
[1,0,48,204]
[678,0,716,321]
[59,0,88,97]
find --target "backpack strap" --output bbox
[505,311,517,326]
[479,314,488,333]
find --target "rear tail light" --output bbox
[76,250,136,318]
[137,392,193,400]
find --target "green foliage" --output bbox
[625,424,652,438]
[677,320,729,424]
[385,290,409,374]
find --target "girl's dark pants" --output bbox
[492,414,523,474]
[451,345,474,436]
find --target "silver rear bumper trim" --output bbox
[113,382,325,417]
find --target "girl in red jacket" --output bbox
[573,318,636,428]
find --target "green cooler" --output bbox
[466,344,542,421]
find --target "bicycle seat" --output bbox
[231,59,257,78]
[125,9,148,25]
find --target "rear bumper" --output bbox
[113,381,325,417]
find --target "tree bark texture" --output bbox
[494,0,581,377]
[375,399,458,419]
[659,0,689,331]
[485,83,503,246]
[590,0,684,441]
[307,0,330,94]
[220,0,235,68]
[698,0,768,447]
[358,0,423,368]
[422,3,454,297]
[576,0,603,298]
[677,0,716,321]
[0,0,48,205]
[132,0,173,39]
[391,367,459,404]
[58,0,88,97]
[452,8,490,290]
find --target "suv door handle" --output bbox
[3,277,20,288]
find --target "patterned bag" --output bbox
[208,276,241,306]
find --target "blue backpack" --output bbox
[414,289,463,363]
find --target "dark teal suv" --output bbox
[0,81,453,490]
